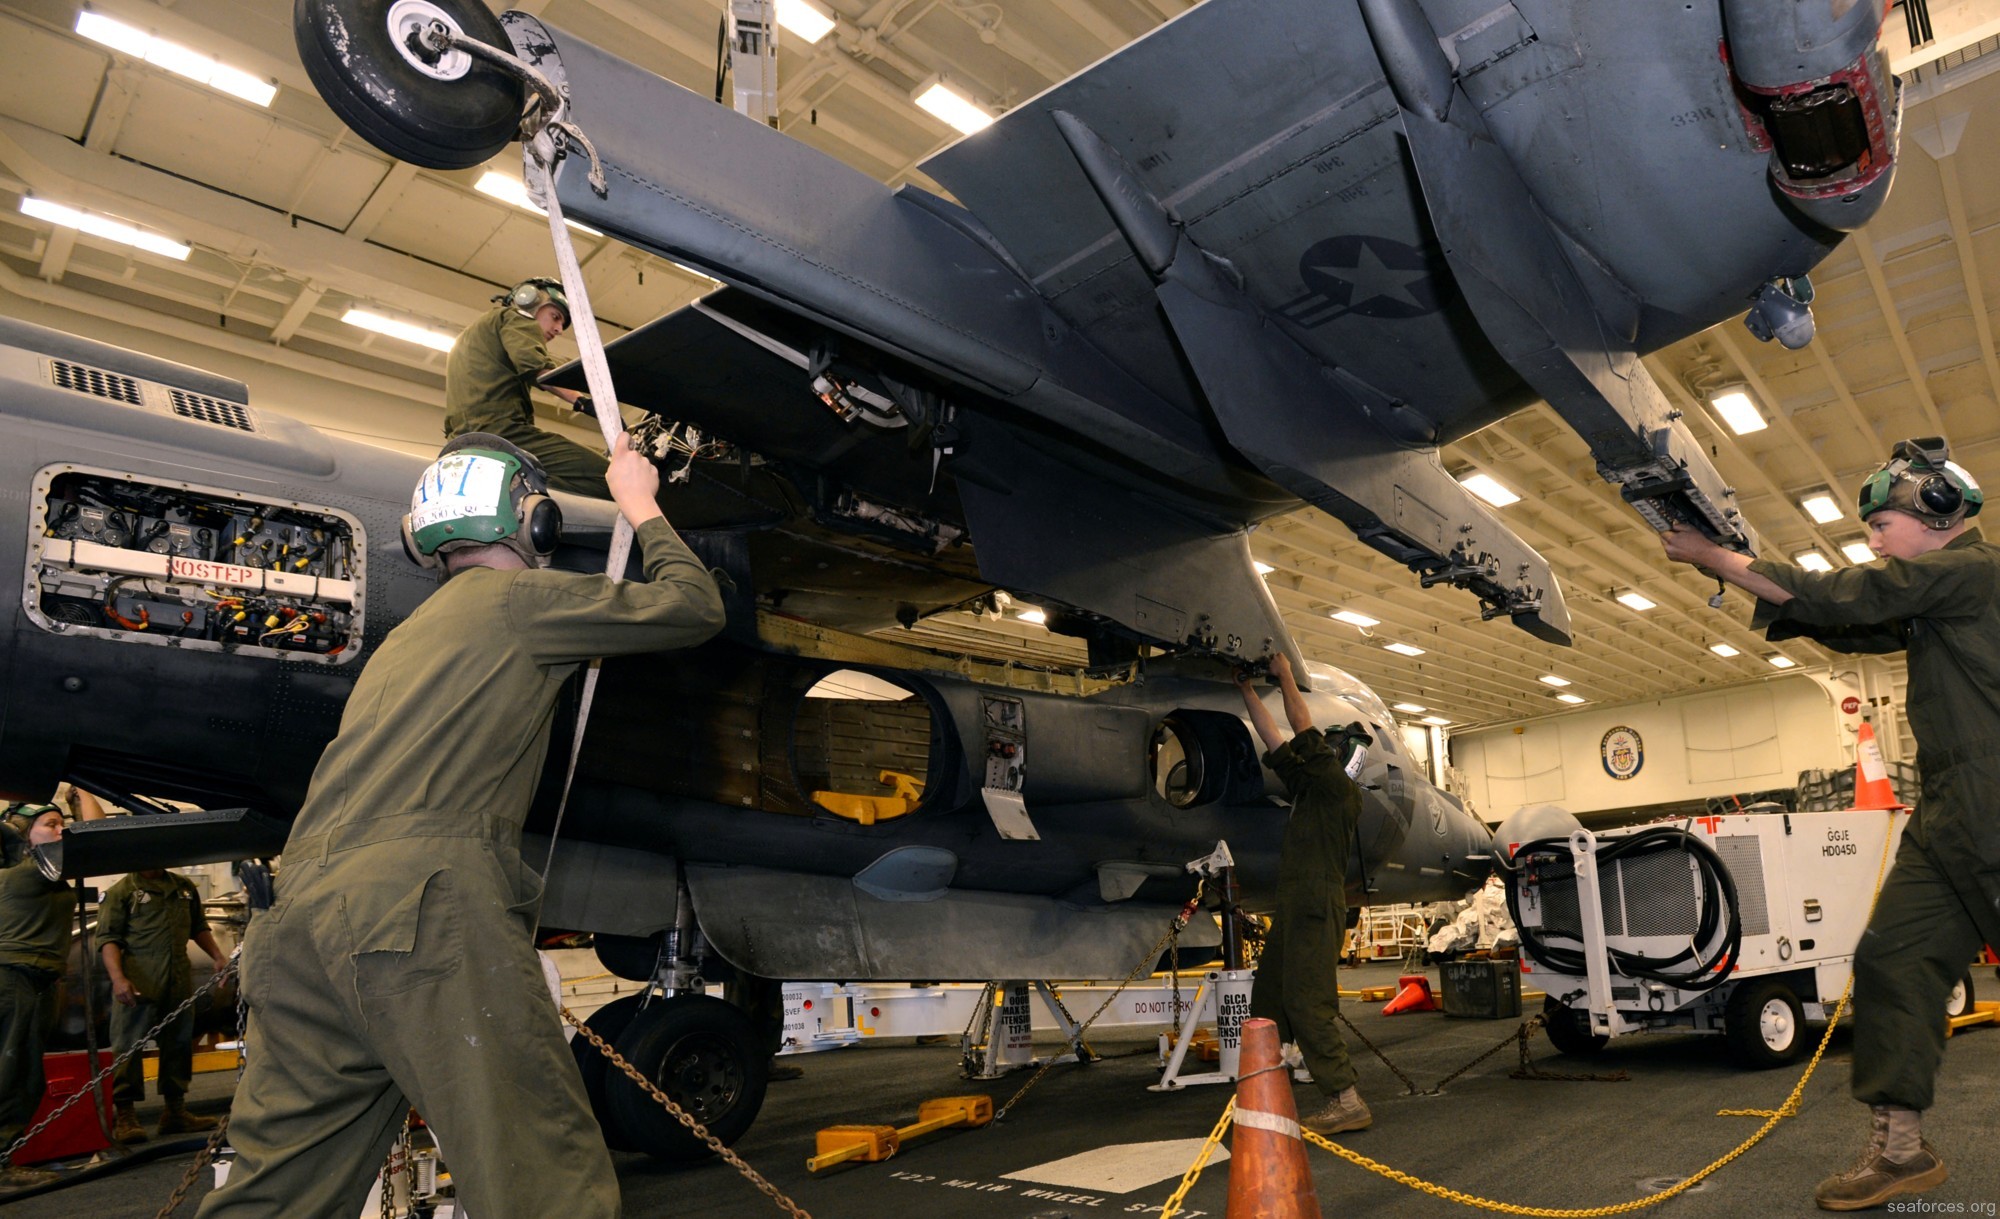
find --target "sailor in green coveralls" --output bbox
[0,804,75,1190]
[443,277,610,498]
[1662,436,1992,1213]
[196,432,724,1219]
[99,867,227,1142]
[1236,652,1375,1136]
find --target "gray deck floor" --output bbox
[13,961,2000,1217]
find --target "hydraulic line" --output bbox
[1500,827,1742,993]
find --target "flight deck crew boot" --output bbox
[1299,1086,1371,1135]
[157,1099,219,1136]
[112,1102,148,1143]
[1814,1105,1947,1211]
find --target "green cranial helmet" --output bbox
[497,276,570,328]
[401,434,562,573]
[1856,437,1984,530]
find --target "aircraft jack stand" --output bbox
[1946,1000,2000,1037]
[1151,852,1254,1090]
[961,981,1098,1079]
[1149,968,1254,1090]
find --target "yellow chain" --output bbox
[1165,813,1904,1216]
[560,1005,812,1219]
[1158,1098,1234,1219]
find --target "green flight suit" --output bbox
[98,871,210,1104]
[1248,727,1361,1096]
[0,849,76,1150]
[196,518,724,1219]
[1747,527,2000,1110]
[443,306,610,498]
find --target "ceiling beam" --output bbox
[1709,327,1851,502]
[270,283,326,345]
[1934,153,2000,414]
[1850,229,1951,435]
[35,227,75,282]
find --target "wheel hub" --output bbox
[387,0,472,81]
[658,1034,745,1122]
[1760,999,1794,1049]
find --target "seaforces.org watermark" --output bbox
[1886,1201,1997,1215]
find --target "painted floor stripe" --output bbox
[1001,1139,1232,1193]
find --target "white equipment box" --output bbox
[1509,809,1972,1067]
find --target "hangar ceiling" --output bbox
[1,0,1997,732]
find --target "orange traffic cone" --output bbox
[1381,974,1438,1015]
[1225,1018,1320,1219]
[1851,722,1907,811]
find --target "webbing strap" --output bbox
[527,127,635,897]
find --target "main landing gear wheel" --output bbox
[570,994,645,1153]
[1540,995,1608,1057]
[293,0,523,170]
[606,994,769,1161]
[1725,978,1807,1069]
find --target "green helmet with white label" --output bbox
[401,433,562,574]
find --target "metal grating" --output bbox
[1532,855,1624,939]
[168,388,254,432]
[1617,850,1701,937]
[1713,835,1770,937]
[49,359,141,405]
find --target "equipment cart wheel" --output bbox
[606,994,769,1160]
[1725,978,1806,1068]
[1945,971,1975,1019]
[569,994,645,1152]
[1540,995,1608,1057]
[293,0,523,169]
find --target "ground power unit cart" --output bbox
[1496,804,1977,1067]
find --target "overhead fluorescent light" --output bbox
[1709,388,1766,435]
[1458,472,1520,507]
[1392,703,1426,714]
[1330,609,1379,628]
[1253,561,1274,575]
[1538,675,1571,687]
[1709,642,1740,658]
[342,308,457,353]
[19,197,190,260]
[75,10,277,106]
[1016,607,1047,626]
[775,0,836,43]
[1795,551,1833,573]
[1615,590,1657,612]
[1767,655,1797,669]
[914,78,993,135]
[1421,715,1451,726]
[1800,493,1842,524]
[1841,541,1875,565]
[1555,693,1587,704]
[1383,642,1425,657]
[473,172,604,236]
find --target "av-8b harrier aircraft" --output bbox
[297,0,1899,667]
[0,0,1901,1161]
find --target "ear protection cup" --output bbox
[1915,473,1963,518]
[509,282,543,313]
[522,494,562,559]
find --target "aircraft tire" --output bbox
[1724,978,1807,1069]
[570,994,645,1152]
[605,994,769,1161]
[292,0,522,170]
[1540,995,1608,1057]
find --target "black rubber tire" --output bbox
[1540,995,1608,1057]
[1945,971,1974,1019]
[570,994,646,1153]
[1725,978,1807,1069]
[293,0,522,170]
[606,994,769,1161]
